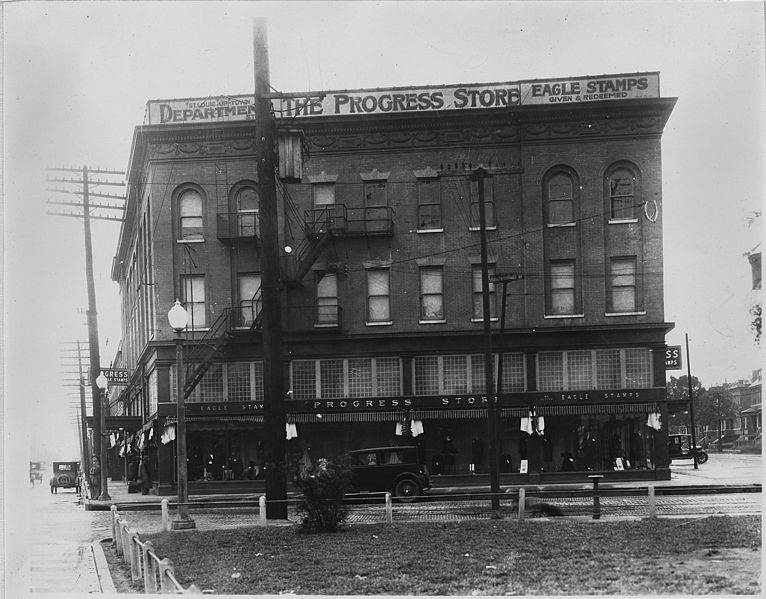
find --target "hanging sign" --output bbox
[665,346,683,370]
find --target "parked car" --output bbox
[668,434,708,464]
[347,446,430,502]
[50,461,81,493]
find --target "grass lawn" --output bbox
[146,515,761,595]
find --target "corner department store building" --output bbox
[109,72,677,495]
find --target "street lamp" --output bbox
[168,299,196,530]
[95,372,111,501]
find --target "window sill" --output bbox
[176,239,205,243]
[605,311,646,317]
[469,226,497,231]
[546,222,576,228]
[314,323,340,328]
[416,228,444,234]
[543,314,585,319]
[185,327,211,332]
[471,317,499,323]
[366,321,392,326]
[419,319,446,325]
[608,218,638,225]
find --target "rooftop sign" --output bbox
[144,72,660,125]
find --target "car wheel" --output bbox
[394,478,420,502]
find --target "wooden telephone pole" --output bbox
[253,19,288,520]
[47,166,125,499]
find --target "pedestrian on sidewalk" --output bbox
[139,454,152,495]
[89,456,101,499]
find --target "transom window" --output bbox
[290,357,402,400]
[414,353,526,395]
[537,348,652,391]
[170,361,264,403]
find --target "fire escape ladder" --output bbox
[181,308,235,399]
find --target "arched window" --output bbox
[544,168,577,225]
[235,186,259,236]
[607,165,639,221]
[178,189,203,241]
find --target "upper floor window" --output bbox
[548,261,577,316]
[472,264,496,320]
[237,273,261,327]
[537,348,652,391]
[181,274,206,328]
[313,182,336,207]
[469,178,495,229]
[364,180,387,207]
[545,169,577,225]
[420,267,444,322]
[316,272,339,326]
[178,189,203,241]
[367,268,391,324]
[235,186,259,236]
[609,257,637,313]
[417,178,442,231]
[607,165,639,221]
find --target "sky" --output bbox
[3,1,764,469]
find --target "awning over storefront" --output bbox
[85,415,143,432]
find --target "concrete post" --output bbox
[385,492,393,523]
[110,505,118,547]
[518,488,526,520]
[647,485,656,518]
[259,495,267,523]
[161,499,170,531]
[143,541,157,593]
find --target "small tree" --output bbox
[295,459,354,533]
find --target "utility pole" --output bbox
[47,166,125,499]
[684,334,699,469]
[253,18,287,520]
[472,167,501,517]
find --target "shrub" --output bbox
[295,459,354,533]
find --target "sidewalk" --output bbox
[86,452,761,511]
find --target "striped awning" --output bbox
[502,403,659,417]
[289,411,402,424]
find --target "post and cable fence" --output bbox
[111,506,201,594]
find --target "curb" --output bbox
[91,539,117,594]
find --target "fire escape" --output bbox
[178,197,394,401]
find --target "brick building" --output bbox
[110,72,677,494]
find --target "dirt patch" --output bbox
[101,540,143,593]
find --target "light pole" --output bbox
[168,299,196,530]
[95,372,111,500]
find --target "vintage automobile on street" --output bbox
[668,434,708,464]
[347,446,431,501]
[50,461,81,493]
